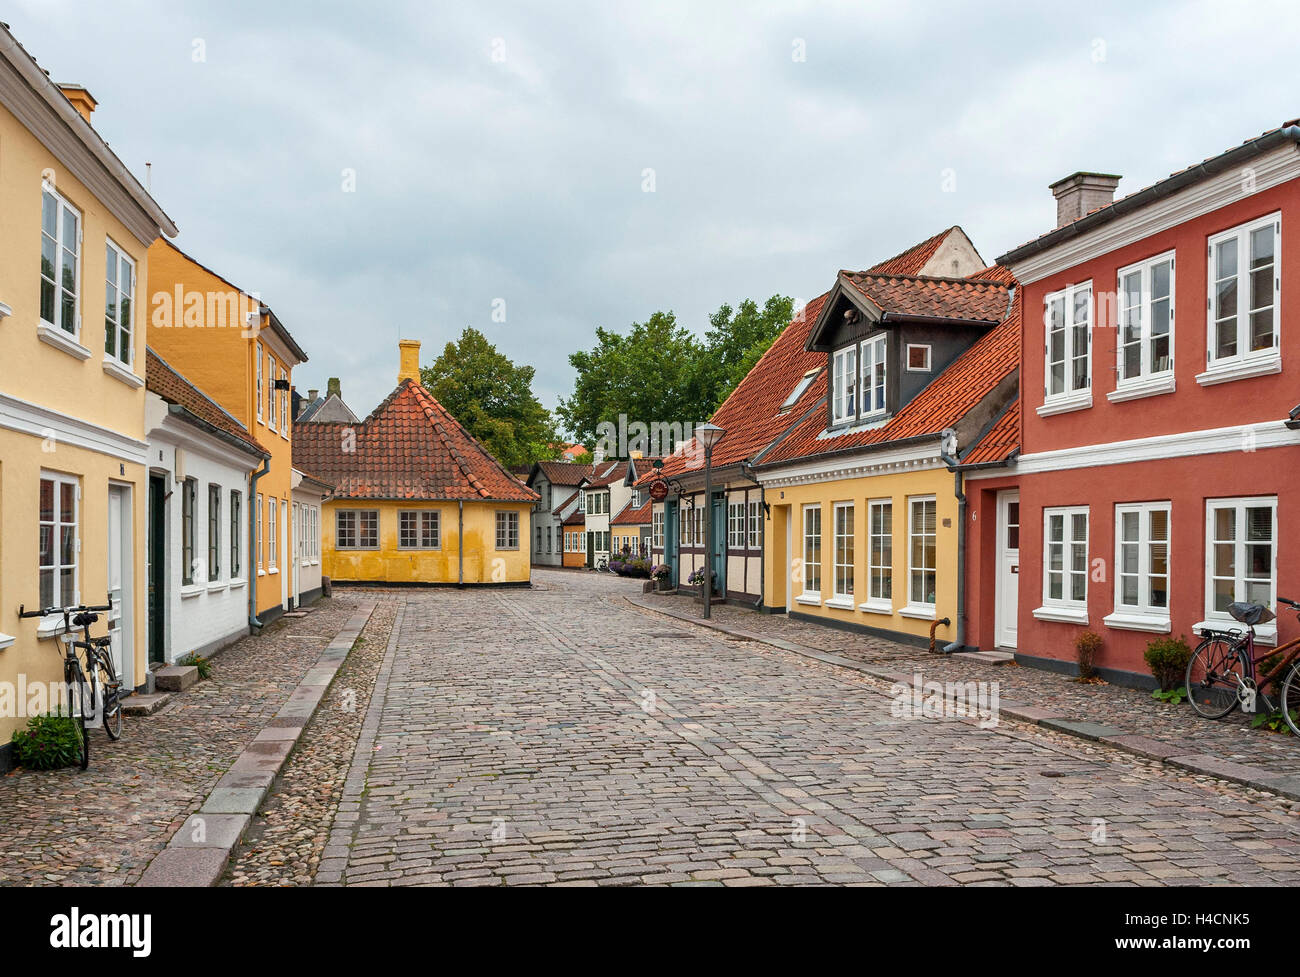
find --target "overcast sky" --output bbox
[11,0,1300,424]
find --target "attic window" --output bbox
[906,344,932,372]
[781,369,820,411]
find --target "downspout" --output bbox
[248,454,270,630]
[458,500,465,587]
[939,430,966,654]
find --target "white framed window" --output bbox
[279,367,288,438]
[336,509,378,549]
[747,500,760,549]
[38,473,79,608]
[727,502,744,548]
[1204,497,1277,628]
[1039,506,1088,621]
[1105,502,1170,630]
[268,355,279,431]
[866,499,893,609]
[832,345,857,424]
[268,498,278,568]
[208,484,222,582]
[399,510,440,549]
[1114,252,1174,393]
[255,493,263,568]
[1205,213,1280,379]
[256,343,264,421]
[907,496,937,610]
[631,490,641,508]
[652,510,664,549]
[905,343,931,372]
[801,504,822,598]
[859,334,887,417]
[181,477,197,585]
[39,185,81,336]
[1042,281,1092,408]
[832,501,854,602]
[496,511,520,550]
[230,490,242,579]
[104,240,135,367]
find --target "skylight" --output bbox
[781,369,820,411]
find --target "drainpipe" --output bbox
[458,500,465,587]
[939,430,966,654]
[248,454,270,630]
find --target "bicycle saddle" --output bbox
[1228,601,1275,626]
[72,612,99,627]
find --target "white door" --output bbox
[291,502,300,607]
[107,484,134,689]
[995,491,1020,649]
[280,499,290,610]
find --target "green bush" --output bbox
[1144,635,1192,692]
[1075,630,1103,680]
[180,652,212,679]
[11,713,83,770]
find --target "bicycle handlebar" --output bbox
[17,598,112,620]
[1280,597,1300,610]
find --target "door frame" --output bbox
[107,481,136,690]
[147,473,167,666]
[994,489,1020,650]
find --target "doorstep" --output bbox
[122,693,172,716]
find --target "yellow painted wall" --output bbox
[321,501,533,584]
[145,240,300,615]
[0,101,153,739]
[763,467,959,645]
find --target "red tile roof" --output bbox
[759,279,1021,467]
[146,348,267,458]
[961,398,1020,466]
[292,379,538,502]
[562,509,586,526]
[840,271,1011,323]
[612,497,652,526]
[533,460,594,486]
[866,226,959,275]
[586,460,628,488]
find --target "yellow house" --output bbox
[293,341,537,585]
[0,27,177,759]
[145,240,309,624]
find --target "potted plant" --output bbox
[687,567,719,603]
[650,563,673,591]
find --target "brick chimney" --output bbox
[326,377,341,399]
[58,84,97,123]
[1050,172,1121,228]
[398,339,421,384]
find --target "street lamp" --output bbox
[695,422,726,619]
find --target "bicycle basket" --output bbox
[1228,601,1275,626]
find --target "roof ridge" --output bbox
[845,269,1011,287]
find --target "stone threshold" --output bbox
[626,595,1300,805]
[137,600,378,887]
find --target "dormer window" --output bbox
[832,346,856,424]
[859,334,887,417]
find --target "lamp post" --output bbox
[694,422,726,619]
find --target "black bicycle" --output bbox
[17,598,120,768]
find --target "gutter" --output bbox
[166,404,266,462]
[998,125,1300,266]
[247,454,270,630]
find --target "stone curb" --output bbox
[626,595,1300,804]
[137,600,378,887]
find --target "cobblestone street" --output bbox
[315,570,1300,886]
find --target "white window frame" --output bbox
[104,239,135,368]
[39,184,81,337]
[1035,505,1089,624]
[1111,251,1175,400]
[1105,502,1172,632]
[1201,496,1279,642]
[1040,280,1092,414]
[831,345,856,425]
[905,343,931,373]
[727,501,744,548]
[782,368,820,410]
[279,366,289,439]
[859,334,887,418]
[255,343,264,421]
[904,496,937,617]
[267,497,278,569]
[207,484,222,582]
[747,500,760,550]
[38,472,80,613]
[830,501,854,606]
[268,354,279,432]
[230,490,242,580]
[862,498,893,613]
[652,510,664,549]
[799,504,822,602]
[496,510,520,550]
[1202,212,1281,384]
[256,493,264,569]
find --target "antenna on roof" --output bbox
[145,162,152,191]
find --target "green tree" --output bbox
[699,295,794,411]
[420,326,557,470]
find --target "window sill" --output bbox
[1036,391,1092,417]
[825,596,855,611]
[1032,604,1088,625]
[257,569,266,577]
[180,584,203,599]
[0,301,12,321]
[37,322,92,360]
[1194,618,1277,646]
[36,617,68,640]
[230,578,247,590]
[0,632,14,650]
[268,567,279,575]
[1103,610,1170,633]
[898,604,936,621]
[207,581,228,593]
[102,357,144,388]
[1107,374,1175,403]
[1195,354,1281,387]
[858,598,894,616]
[794,594,822,607]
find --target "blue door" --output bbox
[711,493,727,596]
[665,501,679,585]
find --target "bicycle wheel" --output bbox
[1186,637,1247,719]
[65,662,90,770]
[95,652,123,741]
[1281,663,1300,738]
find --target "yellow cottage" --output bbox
[292,341,537,585]
[0,27,177,760]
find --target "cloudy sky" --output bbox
[11,0,1299,423]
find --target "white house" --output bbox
[145,349,268,665]
[291,468,329,607]
[525,460,594,566]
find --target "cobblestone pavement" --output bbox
[635,592,1300,776]
[321,570,1300,886]
[0,597,360,886]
